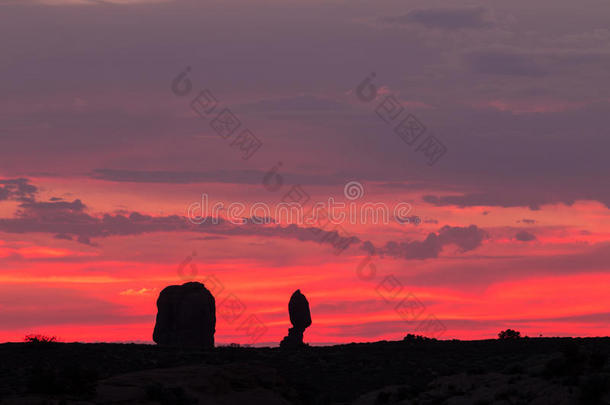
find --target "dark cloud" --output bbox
[423,193,547,210]
[91,169,351,186]
[0,182,359,252]
[515,230,537,242]
[241,216,276,225]
[91,169,443,188]
[384,7,492,30]
[0,179,37,202]
[0,197,186,245]
[396,215,422,226]
[19,199,87,216]
[361,240,375,255]
[519,219,537,224]
[374,225,488,260]
[91,169,266,184]
[421,186,610,210]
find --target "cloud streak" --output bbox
[383,7,492,30]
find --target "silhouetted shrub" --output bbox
[403,334,436,342]
[498,329,521,340]
[24,334,57,344]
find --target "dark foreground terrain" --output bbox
[0,337,608,404]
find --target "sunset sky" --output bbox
[1,0,609,345]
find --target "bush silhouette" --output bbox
[403,334,436,342]
[24,334,57,344]
[498,329,521,340]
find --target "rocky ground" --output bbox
[0,337,608,404]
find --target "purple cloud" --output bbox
[515,230,537,242]
[0,179,37,202]
[384,7,492,30]
[373,225,488,260]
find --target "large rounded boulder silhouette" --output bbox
[280,289,311,348]
[153,281,216,348]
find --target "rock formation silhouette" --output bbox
[280,289,311,348]
[153,281,215,348]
